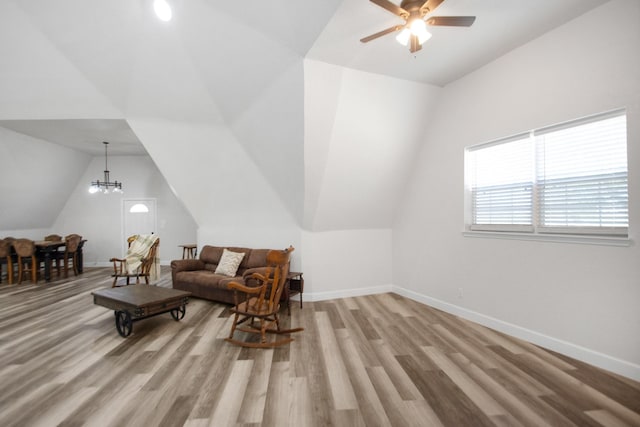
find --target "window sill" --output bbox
[462,231,632,247]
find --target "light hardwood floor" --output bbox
[0,267,638,427]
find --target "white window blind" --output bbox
[536,113,628,234]
[466,109,628,237]
[468,135,533,231]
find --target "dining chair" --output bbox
[61,234,82,278]
[0,239,14,284]
[45,234,63,276]
[12,239,40,284]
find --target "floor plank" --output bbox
[0,267,638,426]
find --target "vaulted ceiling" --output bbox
[0,0,605,232]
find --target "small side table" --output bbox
[284,271,304,316]
[179,244,197,259]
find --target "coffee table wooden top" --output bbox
[93,284,191,311]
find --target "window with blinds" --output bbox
[465,109,628,237]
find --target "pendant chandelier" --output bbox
[89,141,123,194]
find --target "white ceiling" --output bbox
[0,0,605,153]
[0,119,145,155]
[309,0,605,85]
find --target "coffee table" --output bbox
[93,284,191,337]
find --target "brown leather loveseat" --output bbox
[171,245,272,304]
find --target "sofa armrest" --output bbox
[171,258,205,273]
[171,259,206,287]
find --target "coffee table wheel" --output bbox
[115,310,133,337]
[171,305,186,321]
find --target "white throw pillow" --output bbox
[214,249,245,277]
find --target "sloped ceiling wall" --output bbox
[0,1,122,119]
[303,60,441,230]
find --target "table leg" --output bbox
[42,249,52,282]
[299,276,304,309]
[77,241,85,273]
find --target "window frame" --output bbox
[464,109,629,244]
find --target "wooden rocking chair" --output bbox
[110,234,159,287]
[226,246,303,348]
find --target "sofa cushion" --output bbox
[200,246,224,265]
[245,249,269,269]
[226,247,252,269]
[214,249,246,277]
[176,270,231,287]
[218,276,244,288]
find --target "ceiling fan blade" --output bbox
[426,16,476,27]
[369,0,409,18]
[360,25,403,43]
[420,0,445,14]
[409,34,422,53]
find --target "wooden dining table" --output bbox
[34,239,87,282]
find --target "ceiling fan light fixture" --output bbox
[153,0,172,22]
[396,28,411,46]
[418,28,432,44]
[361,0,475,53]
[409,17,432,44]
[410,18,427,35]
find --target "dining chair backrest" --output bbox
[12,238,38,284]
[0,239,11,258]
[65,234,82,253]
[13,239,36,258]
[44,234,63,242]
[0,239,14,284]
[61,234,82,278]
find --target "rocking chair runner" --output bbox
[110,234,159,287]
[226,246,303,348]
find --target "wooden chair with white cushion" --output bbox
[110,234,160,287]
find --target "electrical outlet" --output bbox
[458,288,464,298]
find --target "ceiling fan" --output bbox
[360,0,475,53]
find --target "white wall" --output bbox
[52,154,197,265]
[303,59,442,231]
[301,229,393,299]
[393,0,640,380]
[298,62,440,298]
[0,127,91,232]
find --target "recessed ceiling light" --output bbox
[153,0,172,22]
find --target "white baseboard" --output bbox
[84,261,172,268]
[305,285,393,302]
[393,286,640,382]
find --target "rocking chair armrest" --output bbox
[249,272,268,282]
[110,257,127,274]
[227,281,265,295]
[242,267,270,280]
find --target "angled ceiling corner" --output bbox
[0,1,123,119]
